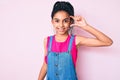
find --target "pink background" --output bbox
[0,0,120,80]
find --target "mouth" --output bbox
[58,28,65,32]
[56,27,66,32]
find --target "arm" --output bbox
[38,62,47,80]
[70,16,113,47]
[38,38,47,80]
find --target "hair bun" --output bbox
[51,1,74,18]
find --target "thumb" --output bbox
[70,23,79,27]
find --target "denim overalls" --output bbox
[47,35,78,80]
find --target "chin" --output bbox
[57,31,68,35]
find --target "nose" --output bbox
[59,21,64,28]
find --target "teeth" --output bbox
[59,28,64,31]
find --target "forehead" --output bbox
[53,11,70,19]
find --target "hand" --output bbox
[70,16,88,28]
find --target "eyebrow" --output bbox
[53,17,70,20]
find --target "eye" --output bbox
[54,19,59,23]
[64,19,70,23]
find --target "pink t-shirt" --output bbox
[45,35,78,67]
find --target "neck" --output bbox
[55,33,69,37]
[54,33,69,42]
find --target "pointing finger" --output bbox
[70,16,75,19]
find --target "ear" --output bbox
[51,19,53,23]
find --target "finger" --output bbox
[70,16,82,20]
[70,16,75,19]
[70,23,79,27]
[77,16,82,20]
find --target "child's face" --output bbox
[52,11,72,35]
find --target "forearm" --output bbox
[38,62,47,80]
[82,24,113,44]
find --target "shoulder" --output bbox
[43,35,54,45]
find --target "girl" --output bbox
[38,1,113,80]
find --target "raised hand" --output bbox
[70,16,88,28]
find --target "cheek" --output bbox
[64,23,70,28]
[53,24,59,29]
[53,24,59,30]
[52,23,58,28]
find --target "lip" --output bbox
[57,28,65,32]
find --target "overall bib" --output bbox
[47,35,78,80]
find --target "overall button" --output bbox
[55,54,58,56]
[55,64,58,67]
[55,73,59,76]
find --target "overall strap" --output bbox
[68,35,74,52]
[48,36,53,52]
